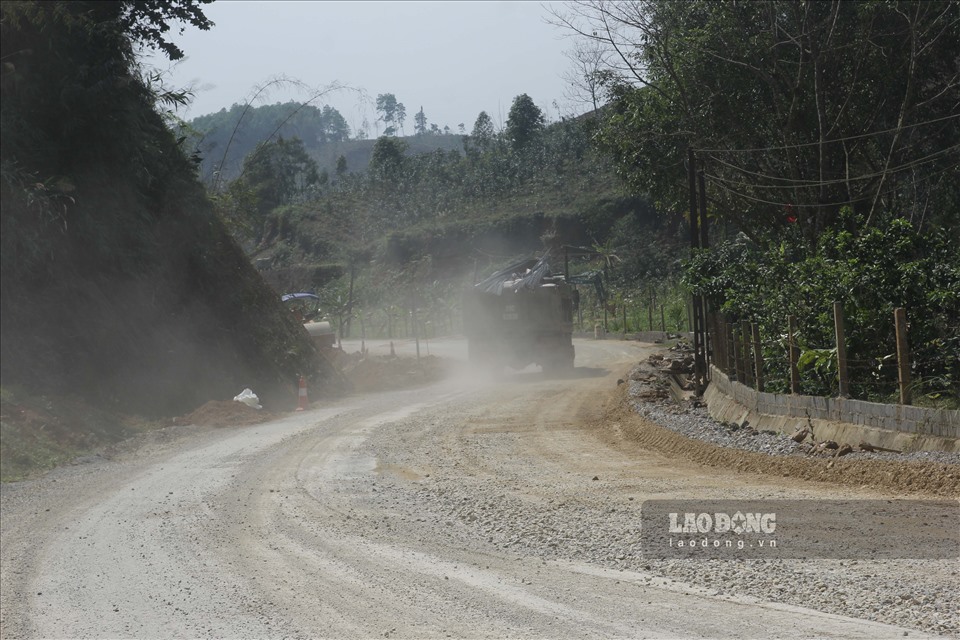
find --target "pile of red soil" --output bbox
[178,400,274,428]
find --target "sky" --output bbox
[142,1,582,136]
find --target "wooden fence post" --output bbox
[704,303,712,376]
[788,315,800,394]
[622,304,628,336]
[895,307,912,405]
[751,322,764,392]
[717,315,728,373]
[707,311,718,371]
[707,311,720,368]
[727,322,743,382]
[834,301,850,397]
[726,317,733,375]
[740,320,753,387]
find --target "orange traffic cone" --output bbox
[296,374,308,411]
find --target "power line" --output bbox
[703,144,959,188]
[693,113,960,154]
[703,162,959,209]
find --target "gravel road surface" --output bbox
[1,338,956,639]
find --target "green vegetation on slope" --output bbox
[209,95,692,346]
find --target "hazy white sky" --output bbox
[143,1,580,136]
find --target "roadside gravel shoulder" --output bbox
[623,358,960,497]
[352,349,959,637]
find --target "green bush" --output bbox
[684,211,960,403]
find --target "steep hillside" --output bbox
[1,2,318,475]
[246,122,686,299]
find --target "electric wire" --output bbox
[694,113,960,154]
[702,144,960,188]
[703,161,959,208]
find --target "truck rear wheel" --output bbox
[468,339,505,376]
[541,345,575,376]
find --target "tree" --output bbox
[505,94,545,151]
[320,105,351,142]
[335,154,348,177]
[414,106,427,136]
[471,111,496,148]
[369,136,407,182]
[396,102,407,136]
[108,0,214,61]
[225,136,319,239]
[562,39,608,113]
[552,1,960,241]
[375,93,406,137]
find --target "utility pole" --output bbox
[688,148,706,395]
[345,263,356,339]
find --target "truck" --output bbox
[281,292,336,349]
[462,254,576,373]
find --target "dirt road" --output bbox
[1,339,954,638]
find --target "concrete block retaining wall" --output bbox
[706,365,959,453]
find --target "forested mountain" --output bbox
[186,101,465,185]
[189,102,352,182]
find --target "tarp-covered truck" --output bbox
[462,254,576,373]
[282,293,336,348]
